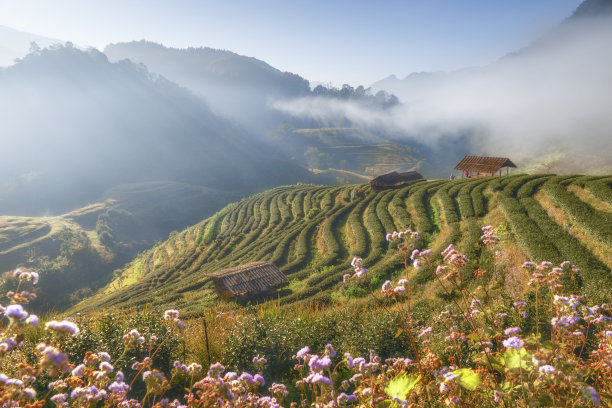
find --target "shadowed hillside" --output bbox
[0,44,308,215]
[0,181,241,310]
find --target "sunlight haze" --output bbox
[0,0,583,85]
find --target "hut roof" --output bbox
[370,171,424,190]
[208,261,287,297]
[454,156,517,174]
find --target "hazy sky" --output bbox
[0,0,584,85]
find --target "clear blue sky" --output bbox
[0,0,584,86]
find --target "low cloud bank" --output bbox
[274,18,612,171]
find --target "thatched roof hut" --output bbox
[369,171,424,192]
[208,261,288,299]
[454,156,516,177]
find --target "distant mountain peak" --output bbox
[570,0,612,19]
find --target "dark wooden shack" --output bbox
[208,261,288,299]
[369,171,424,192]
[454,156,516,178]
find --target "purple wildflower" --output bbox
[344,352,354,368]
[45,320,79,336]
[295,346,310,359]
[239,372,255,384]
[539,365,556,374]
[522,262,535,268]
[311,373,332,386]
[503,336,524,349]
[72,364,86,377]
[253,374,265,385]
[504,327,521,335]
[583,386,601,406]
[5,304,28,320]
[418,327,433,338]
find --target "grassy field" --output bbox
[71,174,612,315]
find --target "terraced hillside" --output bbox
[72,175,612,315]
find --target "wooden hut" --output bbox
[369,171,424,192]
[208,261,288,299]
[454,156,516,178]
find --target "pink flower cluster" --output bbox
[385,229,418,242]
[343,257,367,282]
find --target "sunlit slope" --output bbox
[72,175,612,314]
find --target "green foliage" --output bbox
[452,368,481,391]
[544,178,612,246]
[498,190,561,263]
[585,177,612,203]
[385,373,421,399]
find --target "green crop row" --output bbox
[498,191,562,263]
[255,194,272,231]
[376,191,398,239]
[515,175,554,199]
[519,196,611,298]
[585,178,612,204]
[447,179,470,198]
[437,185,460,224]
[543,179,612,246]
[347,198,370,257]
[471,181,491,217]
[268,226,302,266]
[341,187,351,203]
[200,210,225,246]
[504,175,548,197]
[318,212,344,266]
[267,193,281,226]
[292,191,305,218]
[388,190,412,230]
[282,223,317,275]
[363,193,386,263]
[457,184,475,219]
[277,193,292,223]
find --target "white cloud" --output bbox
[274,18,612,170]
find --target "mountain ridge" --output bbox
[0,44,308,215]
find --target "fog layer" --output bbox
[274,17,612,172]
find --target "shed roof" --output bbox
[454,156,517,174]
[208,261,287,297]
[370,171,424,189]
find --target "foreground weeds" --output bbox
[1,225,610,407]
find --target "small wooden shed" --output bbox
[454,156,516,178]
[207,261,288,299]
[370,171,424,192]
